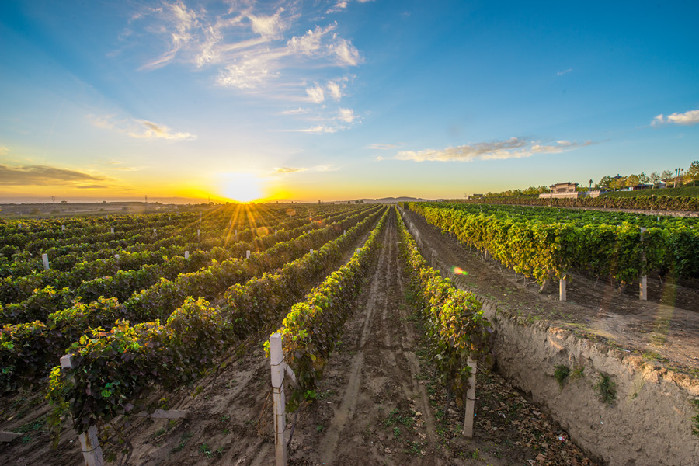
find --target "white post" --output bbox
[42,253,50,270]
[246,250,251,259]
[463,358,477,437]
[110,227,114,234]
[78,425,105,466]
[197,229,201,240]
[61,224,65,232]
[640,228,647,301]
[269,333,287,466]
[310,249,313,253]
[184,250,189,260]
[153,228,156,234]
[343,230,346,235]
[114,254,120,262]
[61,355,104,465]
[559,277,567,302]
[235,229,238,240]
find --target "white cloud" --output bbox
[652,109,699,126]
[306,84,325,103]
[248,8,288,39]
[274,164,337,174]
[139,0,199,70]
[328,0,374,13]
[367,143,399,150]
[395,138,591,162]
[0,146,9,156]
[130,120,196,140]
[129,1,362,98]
[274,167,306,173]
[337,108,355,123]
[327,80,343,100]
[90,115,196,141]
[331,38,361,66]
[279,107,309,115]
[556,68,573,76]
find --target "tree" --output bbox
[688,161,699,181]
[626,175,640,187]
[612,176,627,190]
[639,172,649,183]
[649,172,660,184]
[599,176,613,189]
[661,170,673,181]
[588,179,593,190]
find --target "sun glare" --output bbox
[221,172,264,202]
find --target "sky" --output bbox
[1,0,698,203]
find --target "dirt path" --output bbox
[286,212,595,465]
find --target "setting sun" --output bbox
[220,172,264,202]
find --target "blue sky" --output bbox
[1,0,698,202]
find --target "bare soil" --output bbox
[2,208,696,465]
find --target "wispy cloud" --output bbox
[294,125,338,134]
[279,107,310,115]
[131,2,362,91]
[285,107,358,133]
[130,120,196,140]
[139,0,199,70]
[0,163,108,186]
[367,143,399,150]
[274,167,306,173]
[337,108,355,123]
[556,67,573,76]
[328,0,375,13]
[90,115,196,141]
[273,164,337,174]
[306,84,325,103]
[395,138,592,162]
[652,109,699,126]
[127,1,364,133]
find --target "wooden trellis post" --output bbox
[463,357,477,437]
[559,277,567,302]
[269,333,297,466]
[60,354,187,465]
[61,354,104,466]
[42,253,50,271]
[640,228,647,301]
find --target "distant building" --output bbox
[539,182,580,199]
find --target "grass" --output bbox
[171,432,193,453]
[554,365,570,388]
[595,374,616,405]
[383,408,416,428]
